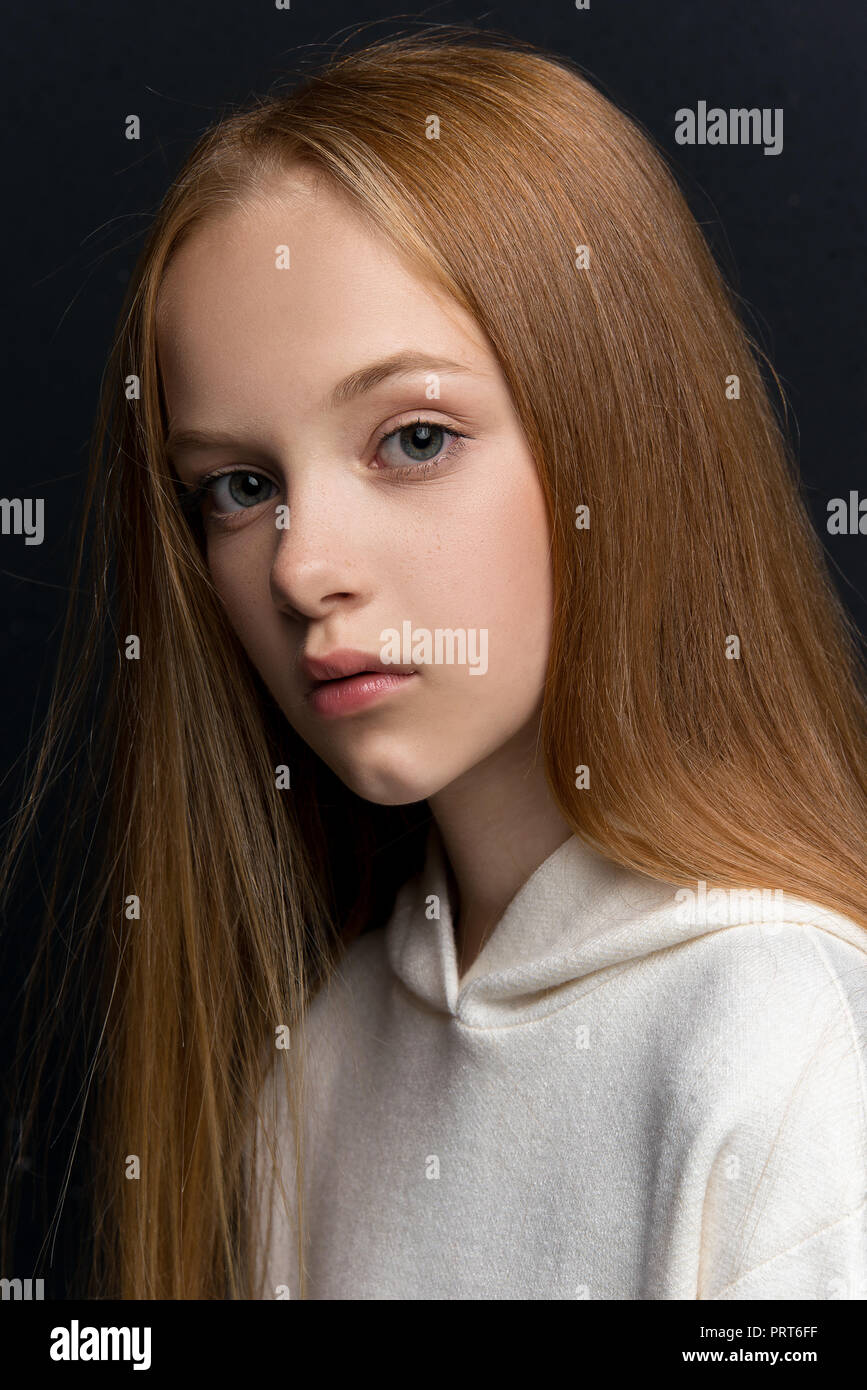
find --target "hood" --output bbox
[384,821,865,1027]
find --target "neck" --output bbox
[427,711,574,976]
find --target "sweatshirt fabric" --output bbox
[255,824,867,1300]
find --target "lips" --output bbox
[301,647,416,691]
[300,647,419,719]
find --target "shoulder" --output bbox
[307,926,390,1014]
[295,926,393,1069]
[650,906,867,1299]
[634,904,867,1162]
[694,916,867,1117]
[645,896,867,1062]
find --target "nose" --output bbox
[268,472,368,620]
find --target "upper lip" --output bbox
[301,647,417,690]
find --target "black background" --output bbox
[1,0,864,1294]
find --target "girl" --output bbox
[5,27,867,1300]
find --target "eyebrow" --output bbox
[164,351,476,456]
[327,350,474,408]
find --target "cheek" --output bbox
[206,533,277,653]
[500,480,553,647]
[436,465,552,681]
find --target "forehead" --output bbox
[155,175,493,425]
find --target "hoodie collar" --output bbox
[384,822,676,1026]
[384,822,864,1028]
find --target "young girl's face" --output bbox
[157,169,554,805]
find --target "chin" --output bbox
[324,741,450,807]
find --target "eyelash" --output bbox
[373,417,469,481]
[180,417,469,518]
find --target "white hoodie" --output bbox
[255,824,867,1299]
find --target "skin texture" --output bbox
[157,168,575,976]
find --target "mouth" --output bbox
[305,668,418,719]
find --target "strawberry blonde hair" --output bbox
[4,25,867,1299]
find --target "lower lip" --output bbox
[308,670,417,718]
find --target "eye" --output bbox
[201,470,278,513]
[374,419,468,476]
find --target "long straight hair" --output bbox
[4,25,867,1300]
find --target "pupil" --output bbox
[229,473,263,506]
[404,424,441,460]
